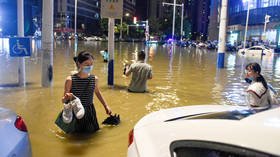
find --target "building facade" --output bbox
[54,0,136,36]
[135,0,148,21]
[147,0,164,20]
[187,0,211,41]
[124,0,136,17]
[0,0,136,37]
[207,0,220,41]
[208,0,280,46]
[228,0,280,45]
[54,0,100,36]
[143,0,210,40]
[0,0,40,36]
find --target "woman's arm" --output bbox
[94,76,112,115]
[62,76,73,103]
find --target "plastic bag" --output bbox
[55,111,77,134]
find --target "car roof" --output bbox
[133,105,280,157]
[242,106,280,125]
[134,105,249,129]
[0,107,15,120]
[249,45,271,50]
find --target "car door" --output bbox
[263,47,272,56]
[248,47,262,57]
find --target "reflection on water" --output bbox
[0,40,280,157]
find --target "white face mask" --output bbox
[81,65,93,74]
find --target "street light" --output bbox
[263,14,271,41]
[74,0,77,38]
[120,13,131,39]
[120,18,123,39]
[163,0,176,42]
[145,20,149,42]
[162,1,184,42]
[180,3,184,42]
[243,0,250,49]
[0,27,3,55]
[74,0,78,55]
[172,0,176,41]
[66,16,70,28]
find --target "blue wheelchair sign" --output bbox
[9,37,31,57]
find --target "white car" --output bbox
[84,36,98,41]
[127,105,280,157]
[0,107,32,157]
[237,45,274,57]
[84,36,103,41]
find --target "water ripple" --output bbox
[145,86,180,112]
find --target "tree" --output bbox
[148,18,161,36]
[159,17,172,38]
[183,18,192,39]
[100,18,108,36]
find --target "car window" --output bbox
[170,140,277,157]
[264,46,270,49]
[164,110,254,122]
[254,47,263,50]
[0,107,15,119]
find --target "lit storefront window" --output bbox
[242,0,249,11]
[242,0,257,10]
[240,0,280,11]
[227,0,280,43]
[229,32,238,45]
[263,0,280,7]
[262,0,269,7]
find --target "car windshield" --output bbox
[187,110,254,120]
[165,109,254,122]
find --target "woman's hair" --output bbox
[245,62,268,89]
[73,51,94,64]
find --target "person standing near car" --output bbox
[101,49,109,62]
[244,62,278,112]
[62,51,112,133]
[125,50,152,93]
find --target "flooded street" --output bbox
[0,40,280,157]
